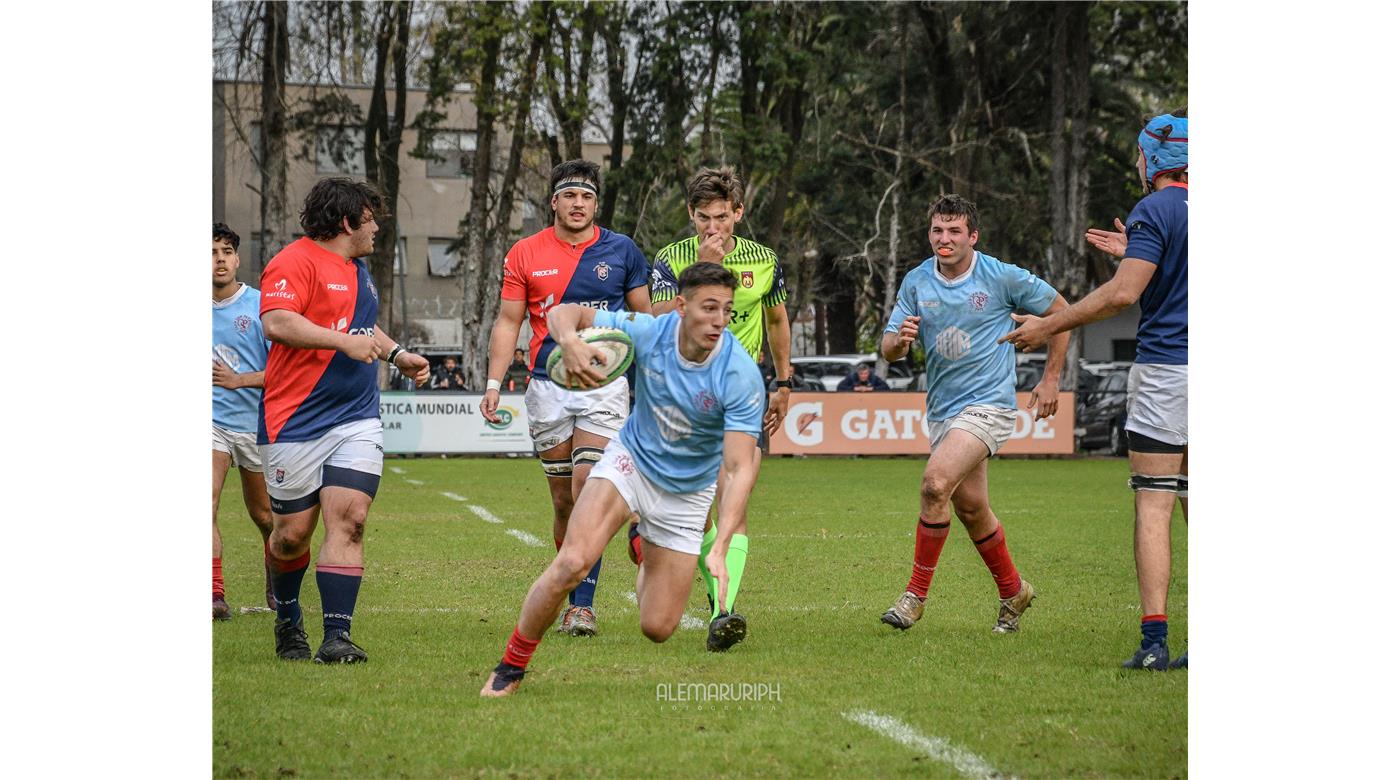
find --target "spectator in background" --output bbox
[432,357,467,391]
[504,348,531,392]
[837,363,891,393]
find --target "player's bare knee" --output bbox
[552,550,592,588]
[920,475,954,505]
[640,615,676,643]
[271,532,307,559]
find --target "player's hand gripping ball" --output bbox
[546,327,635,390]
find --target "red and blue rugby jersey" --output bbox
[258,237,381,444]
[501,225,650,378]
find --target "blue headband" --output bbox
[1138,113,1188,183]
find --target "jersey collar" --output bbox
[934,253,978,286]
[213,282,249,308]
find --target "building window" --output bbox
[426,130,476,178]
[316,126,366,175]
[428,238,463,277]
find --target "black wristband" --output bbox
[773,378,793,388]
[387,345,404,365]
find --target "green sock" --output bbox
[699,526,719,619]
[723,534,749,615]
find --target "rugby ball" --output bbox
[546,327,634,390]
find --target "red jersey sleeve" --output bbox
[259,249,316,316]
[501,243,528,301]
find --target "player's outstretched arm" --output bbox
[263,310,378,362]
[480,299,527,422]
[1000,259,1157,351]
[545,304,607,388]
[706,431,762,611]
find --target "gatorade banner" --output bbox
[769,392,1075,455]
[379,392,533,454]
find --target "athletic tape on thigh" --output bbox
[1175,474,1188,497]
[1129,473,1179,493]
[322,465,380,499]
[1126,429,1185,454]
[540,457,573,479]
[571,446,604,468]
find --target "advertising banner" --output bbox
[768,392,1075,456]
[379,392,533,454]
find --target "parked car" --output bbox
[1075,366,1129,455]
[790,354,917,391]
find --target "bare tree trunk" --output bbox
[698,4,724,165]
[1047,2,1091,391]
[876,15,908,377]
[461,9,504,388]
[364,1,410,341]
[599,3,628,228]
[258,0,289,275]
[495,4,547,240]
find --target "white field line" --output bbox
[389,466,406,475]
[467,505,504,524]
[842,710,1007,780]
[505,528,547,547]
[404,478,424,486]
[440,491,468,502]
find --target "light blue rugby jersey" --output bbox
[884,252,1057,422]
[592,309,765,493]
[213,283,269,433]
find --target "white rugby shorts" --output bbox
[260,417,384,513]
[588,439,716,556]
[524,375,629,451]
[1126,363,1188,446]
[928,404,1016,456]
[212,424,263,472]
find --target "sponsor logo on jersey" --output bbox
[594,261,610,281]
[348,326,374,337]
[741,270,754,288]
[576,300,610,310]
[531,268,560,277]
[367,277,379,301]
[234,314,253,333]
[969,291,989,311]
[327,283,349,292]
[266,278,296,300]
[935,326,972,361]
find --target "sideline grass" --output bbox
[214,456,1186,778]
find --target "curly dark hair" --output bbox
[686,166,744,211]
[549,159,602,193]
[678,260,738,295]
[299,178,386,241]
[926,193,980,234]
[213,222,240,251]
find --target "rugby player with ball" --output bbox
[482,262,766,697]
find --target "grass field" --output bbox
[213,456,1186,778]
